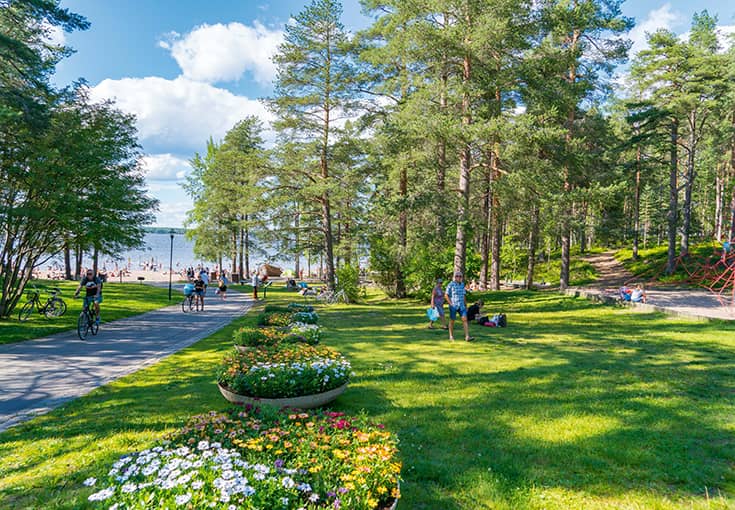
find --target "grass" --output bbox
[2,287,735,509]
[530,251,598,287]
[616,243,723,285]
[0,280,174,345]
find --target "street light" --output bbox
[168,230,174,301]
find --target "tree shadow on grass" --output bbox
[322,292,735,507]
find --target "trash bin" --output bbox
[231,273,240,284]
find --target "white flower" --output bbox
[175,492,192,506]
[282,476,295,489]
[297,482,312,492]
[88,487,115,501]
[121,483,137,493]
[83,477,96,487]
[192,480,204,490]
[197,440,210,451]
[109,504,119,510]
[281,497,289,505]
[309,493,320,502]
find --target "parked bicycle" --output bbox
[316,288,349,305]
[77,297,99,340]
[17,286,67,321]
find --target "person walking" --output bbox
[217,270,229,300]
[251,271,259,300]
[445,272,473,342]
[428,277,447,329]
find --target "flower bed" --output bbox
[258,312,293,328]
[292,311,319,324]
[86,408,401,510]
[217,344,351,399]
[233,327,284,348]
[287,322,321,345]
[288,302,314,312]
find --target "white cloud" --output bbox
[141,154,191,180]
[89,76,273,154]
[628,4,683,57]
[154,199,191,228]
[159,22,283,85]
[42,20,66,46]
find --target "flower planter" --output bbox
[217,382,348,409]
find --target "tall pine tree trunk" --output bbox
[479,167,491,290]
[526,204,540,289]
[294,210,300,280]
[64,240,72,280]
[244,223,251,279]
[239,227,244,281]
[680,110,696,257]
[633,143,642,260]
[396,167,408,298]
[231,229,238,274]
[453,50,472,277]
[560,26,580,290]
[715,165,724,241]
[667,118,679,274]
[92,246,99,275]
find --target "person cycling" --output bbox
[193,274,206,311]
[74,269,103,324]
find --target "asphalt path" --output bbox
[0,285,253,432]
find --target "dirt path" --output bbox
[575,251,735,321]
[581,251,635,288]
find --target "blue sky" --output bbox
[54,0,734,227]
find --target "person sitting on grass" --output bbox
[630,284,646,303]
[467,299,484,322]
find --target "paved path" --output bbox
[0,287,253,432]
[573,251,735,321]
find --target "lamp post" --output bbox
[168,230,174,301]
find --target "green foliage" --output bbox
[335,264,360,303]
[4,287,735,509]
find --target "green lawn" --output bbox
[616,243,723,285]
[1,288,735,509]
[0,280,174,345]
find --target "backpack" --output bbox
[497,313,507,327]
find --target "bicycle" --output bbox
[181,292,195,312]
[317,289,349,305]
[17,286,67,321]
[77,298,99,340]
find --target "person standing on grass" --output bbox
[445,272,473,342]
[428,277,447,329]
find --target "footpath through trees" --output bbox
[573,251,735,321]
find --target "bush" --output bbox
[287,302,314,312]
[336,264,361,303]
[233,327,283,348]
[287,322,321,345]
[257,312,292,328]
[291,311,318,324]
[263,304,290,314]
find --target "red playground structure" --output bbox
[656,241,735,306]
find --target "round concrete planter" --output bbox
[217,382,348,409]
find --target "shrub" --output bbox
[233,327,283,348]
[287,302,314,312]
[263,304,291,314]
[335,264,361,303]
[216,344,351,398]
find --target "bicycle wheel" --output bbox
[77,311,90,340]
[44,298,66,318]
[336,291,349,304]
[18,301,35,322]
[182,295,192,312]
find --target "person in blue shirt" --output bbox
[444,272,473,342]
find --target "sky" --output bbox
[53,0,735,228]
